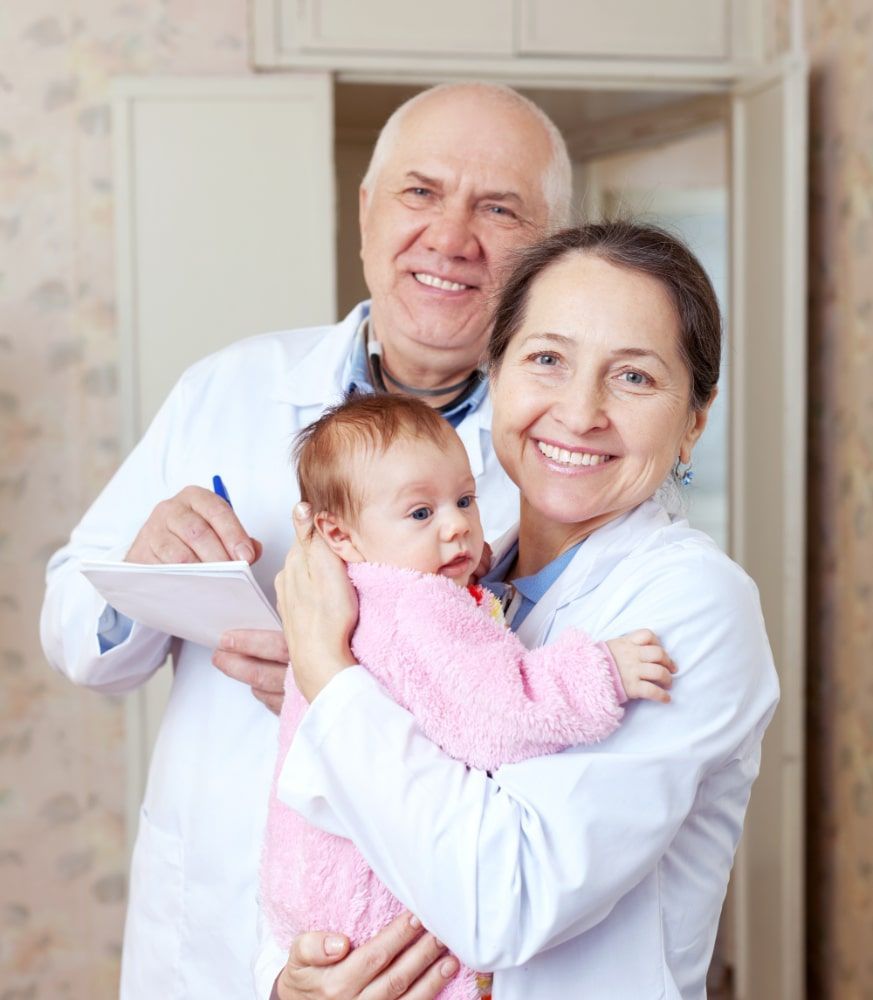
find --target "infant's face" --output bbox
[350,431,485,585]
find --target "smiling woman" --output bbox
[275,220,779,1000]
[487,222,721,574]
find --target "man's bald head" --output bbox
[361,83,572,230]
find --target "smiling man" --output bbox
[40,83,571,999]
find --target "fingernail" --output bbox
[293,502,311,520]
[440,958,459,978]
[325,935,345,955]
[234,541,255,562]
[409,914,421,929]
[218,632,233,651]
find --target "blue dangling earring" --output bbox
[674,458,694,487]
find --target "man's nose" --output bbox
[425,206,480,260]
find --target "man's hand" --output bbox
[125,485,261,565]
[606,628,677,704]
[213,629,289,715]
[274,504,359,703]
[276,911,459,1000]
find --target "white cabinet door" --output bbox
[112,74,336,841]
[296,0,513,56]
[728,59,807,1000]
[518,0,730,60]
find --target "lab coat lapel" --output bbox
[515,500,672,646]
[453,389,488,478]
[284,303,368,412]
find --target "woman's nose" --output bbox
[552,379,610,434]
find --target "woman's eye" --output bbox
[533,353,559,367]
[457,495,475,509]
[620,370,651,386]
[410,507,432,521]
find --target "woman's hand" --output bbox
[275,912,460,999]
[274,503,360,703]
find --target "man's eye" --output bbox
[486,204,515,218]
[407,187,432,197]
[457,495,475,509]
[410,507,432,521]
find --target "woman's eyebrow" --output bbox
[519,332,576,348]
[610,347,669,368]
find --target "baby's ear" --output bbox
[313,512,365,563]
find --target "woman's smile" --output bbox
[534,439,617,472]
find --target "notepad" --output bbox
[80,559,281,649]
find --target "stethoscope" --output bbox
[366,334,485,413]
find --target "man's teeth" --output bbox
[414,273,469,291]
[537,441,611,466]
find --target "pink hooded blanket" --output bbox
[261,561,625,999]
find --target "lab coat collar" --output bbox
[452,388,490,478]
[286,302,370,407]
[493,500,672,645]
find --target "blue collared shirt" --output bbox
[482,540,583,630]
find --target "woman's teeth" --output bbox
[537,441,611,467]
[414,273,469,291]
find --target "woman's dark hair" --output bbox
[487,221,722,411]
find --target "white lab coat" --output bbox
[39,303,519,1000]
[277,500,779,999]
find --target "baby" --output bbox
[261,393,674,1000]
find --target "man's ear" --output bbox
[358,185,369,262]
[314,511,365,563]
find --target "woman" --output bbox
[269,222,779,999]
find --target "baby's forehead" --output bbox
[357,428,472,487]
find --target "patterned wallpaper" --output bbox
[0,2,249,995]
[805,1,873,997]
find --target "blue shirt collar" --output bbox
[482,540,583,629]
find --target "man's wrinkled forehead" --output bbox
[383,94,552,207]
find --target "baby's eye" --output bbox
[457,494,476,509]
[410,506,432,521]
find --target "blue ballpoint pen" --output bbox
[212,475,233,509]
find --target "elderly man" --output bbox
[40,83,571,998]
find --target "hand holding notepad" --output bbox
[80,559,281,649]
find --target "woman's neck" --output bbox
[514,500,624,578]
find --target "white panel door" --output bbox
[112,74,335,845]
[728,59,807,1000]
[519,0,730,60]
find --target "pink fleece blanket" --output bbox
[261,562,625,999]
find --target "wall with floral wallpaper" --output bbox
[0,3,250,995]
[2,1,872,997]
[805,1,873,997]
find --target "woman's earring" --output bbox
[674,458,694,487]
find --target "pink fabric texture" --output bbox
[261,562,625,998]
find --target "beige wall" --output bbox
[805,1,873,997]
[0,2,250,994]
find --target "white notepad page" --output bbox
[80,559,281,649]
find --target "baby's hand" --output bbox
[606,629,676,704]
